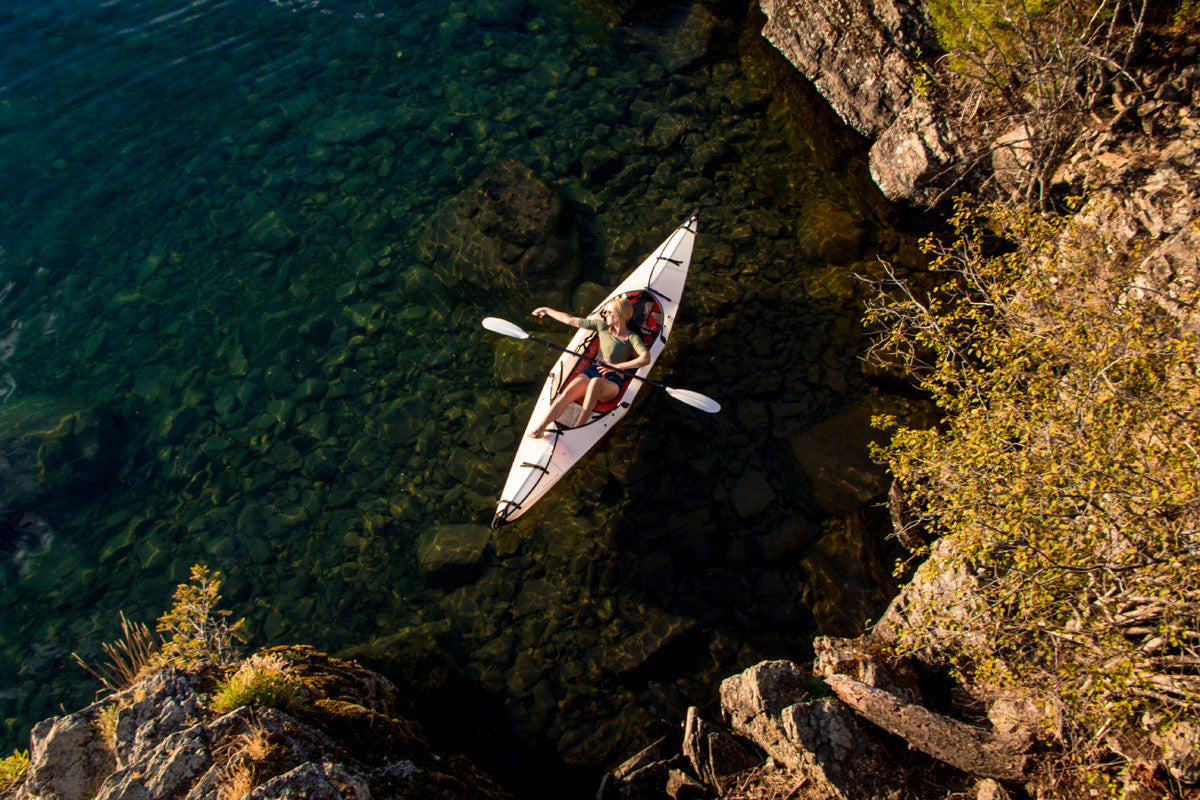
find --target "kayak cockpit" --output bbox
[555,289,664,420]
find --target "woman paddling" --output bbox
[528,297,651,438]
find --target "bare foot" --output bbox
[528,426,547,439]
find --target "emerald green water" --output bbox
[0,0,918,790]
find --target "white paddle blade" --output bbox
[482,317,529,339]
[664,387,721,413]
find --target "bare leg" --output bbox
[529,375,590,438]
[577,377,619,424]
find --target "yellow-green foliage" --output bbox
[923,0,1141,115]
[1174,0,1200,26]
[865,199,1200,782]
[72,565,245,697]
[94,704,121,750]
[212,654,305,715]
[0,750,31,792]
[157,565,246,669]
[926,0,1059,73]
[928,0,1105,60]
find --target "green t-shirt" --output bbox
[578,317,648,364]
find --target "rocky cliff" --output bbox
[0,646,508,800]
[596,536,1198,798]
[758,0,961,207]
[587,10,1200,800]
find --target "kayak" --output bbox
[490,211,699,528]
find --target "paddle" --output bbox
[482,316,721,413]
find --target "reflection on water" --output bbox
[0,0,920,788]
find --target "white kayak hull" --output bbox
[491,211,699,528]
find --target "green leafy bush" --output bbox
[865,198,1200,788]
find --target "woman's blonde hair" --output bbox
[604,297,634,325]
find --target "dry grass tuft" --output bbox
[213,722,283,800]
[237,724,274,763]
[71,612,160,692]
[217,762,256,800]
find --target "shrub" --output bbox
[922,0,1150,209]
[71,565,246,699]
[0,750,31,792]
[211,654,305,716]
[864,198,1200,788]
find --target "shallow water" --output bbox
[0,0,918,791]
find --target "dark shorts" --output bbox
[583,364,624,386]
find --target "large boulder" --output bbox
[11,647,510,800]
[719,661,900,799]
[759,0,963,208]
[868,97,962,207]
[868,536,987,666]
[22,707,117,800]
[417,159,582,304]
[681,707,761,792]
[759,0,936,138]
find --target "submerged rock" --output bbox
[0,396,118,512]
[417,159,582,304]
[789,394,935,515]
[796,198,865,266]
[415,523,492,583]
[312,109,390,145]
[799,511,899,637]
[600,608,702,677]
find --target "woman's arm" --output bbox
[532,307,582,327]
[600,350,651,374]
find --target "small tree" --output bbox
[156,564,245,669]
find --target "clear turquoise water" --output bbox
[0,0,912,789]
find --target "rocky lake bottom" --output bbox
[0,0,926,789]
